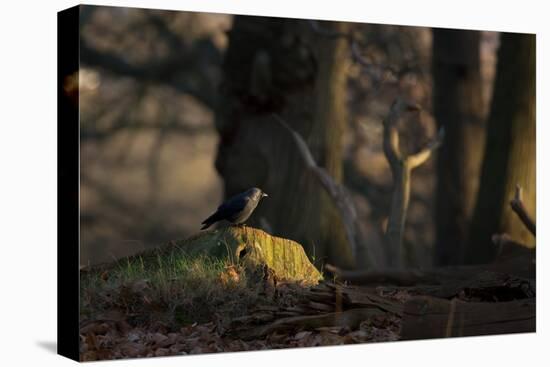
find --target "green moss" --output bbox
[80,227,321,330]
[176,226,322,285]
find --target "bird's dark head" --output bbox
[248,187,268,201]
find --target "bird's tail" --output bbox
[200,212,218,230]
[200,221,212,230]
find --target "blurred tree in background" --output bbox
[432,29,485,266]
[467,33,536,263]
[215,17,354,268]
[78,5,533,271]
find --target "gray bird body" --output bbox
[201,187,268,230]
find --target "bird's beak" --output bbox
[262,193,268,198]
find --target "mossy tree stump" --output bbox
[177,226,322,285]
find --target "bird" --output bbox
[200,187,268,230]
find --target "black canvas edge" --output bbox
[58,4,80,362]
[53,4,537,362]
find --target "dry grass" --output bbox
[80,252,277,331]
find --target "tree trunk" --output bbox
[432,29,485,265]
[214,16,355,268]
[466,33,536,264]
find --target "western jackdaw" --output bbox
[200,187,268,230]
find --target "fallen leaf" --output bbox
[151,332,168,346]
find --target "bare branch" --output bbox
[350,41,398,83]
[407,127,445,169]
[273,114,359,260]
[81,121,211,141]
[382,98,442,268]
[510,184,536,236]
[383,125,401,170]
[382,98,415,169]
[275,116,317,169]
[490,185,536,260]
[79,37,219,108]
[309,21,415,87]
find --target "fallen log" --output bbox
[326,255,535,287]
[238,308,387,340]
[336,286,404,315]
[226,272,534,342]
[326,264,440,286]
[401,296,535,339]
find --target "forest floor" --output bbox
[79,283,403,361]
[80,249,535,361]
[79,251,405,361]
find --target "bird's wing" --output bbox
[201,192,250,227]
[202,193,250,229]
[216,193,249,215]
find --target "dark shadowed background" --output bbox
[78,5,534,270]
